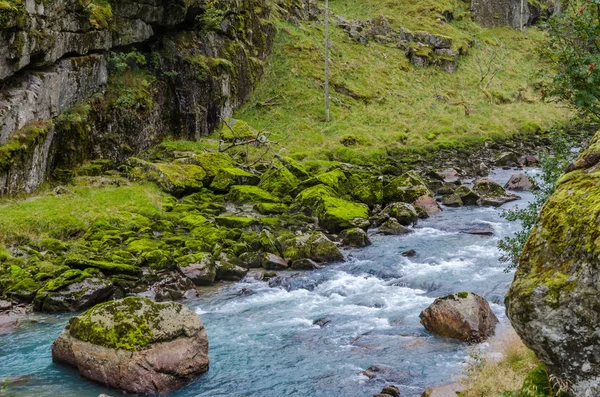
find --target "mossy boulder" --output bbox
[215,252,247,281]
[261,253,288,270]
[215,216,258,229]
[255,202,289,215]
[339,228,372,248]
[294,185,369,233]
[179,214,208,228]
[297,169,347,193]
[182,152,234,184]
[279,232,344,263]
[473,178,519,207]
[177,253,217,286]
[228,185,280,204]
[348,173,384,206]
[33,268,113,313]
[441,193,463,207]
[276,155,310,180]
[379,219,411,235]
[380,203,418,226]
[209,167,259,192]
[51,297,209,395]
[127,158,206,197]
[506,132,600,395]
[383,171,432,204]
[454,185,480,206]
[259,160,300,197]
[63,256,142,276]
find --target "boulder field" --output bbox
[0,145,534,314]
[52,296,209,395]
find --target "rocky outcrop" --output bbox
[506,132,600,396]
[0,0,309,196]
[471,0,556,28]
[419,292,498,342]
[52,296,209,395]
[335,15,465,73]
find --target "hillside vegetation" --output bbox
[181,0,570,163]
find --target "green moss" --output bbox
[190,224,241,246]
[41,268,100,292]
[64,255,142,276]
[68,297,185,351]
[300,169,347,193]
[79,0,112,29]
[457,291,469,299]
[0,120,53,172]
[317,196,370,233]
[255,202,289,215]
[383,171,431,203]
[228,185,280,203]
[209,167,260,192]
[128,158,206,196]
[215,216,258,229]
[258,160,300,197]
[179,214,208,228]
[0,0,25,30]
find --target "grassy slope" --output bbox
[224,0,569,162]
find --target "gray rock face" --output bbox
[419,292,498,342]
[0,54,108,144]
[33,276,113,313]
[471,0,556,28]
[51,297,209,395]
[1,0,306,197]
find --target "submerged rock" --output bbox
[375,385,400,397]
[313,317,331,327]
[419,292,498,342]
[51,297,209,395]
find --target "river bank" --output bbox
[1,167,536,397]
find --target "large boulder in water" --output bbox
[504,173,534,191]
[419,292,498,342]
[506,138,600,395]
[51,297,209,395]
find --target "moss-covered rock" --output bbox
[255,202,289,215]
[258,160,300,197]
[380,203,418,226]
[127,158,206,196]
[379,219,411,235]
[182,152,234,184]
[177,253,216,285]
[215,216,258,229]
[65,296,196,351]
[383,171,432,204]
[348,173,384,206]
[279,232,344,263]
[209,167,259,192]
[276,156,310,180]
[506,131,600,395]
[454,185,480,206]
[64,256,142,276]
[33,268,113,313]
[215,252,247,281]
[293,184,369,233]
[228,185,280,204]
[297,169,347,193]
[339,228,372,248]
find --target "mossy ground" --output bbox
[0,183,167,245]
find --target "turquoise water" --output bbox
[0,170,533,397]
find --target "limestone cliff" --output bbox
[471,0,557,28]
[0,0,316,195]
[506,131,600,396]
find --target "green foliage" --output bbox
[196,0,225,33]
[539,0,600,120]
[108,51,147,74]
[498,131,577,270]
[78,0,112,29]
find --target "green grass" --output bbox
[0,183,167,244]
[221,0,570,163]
